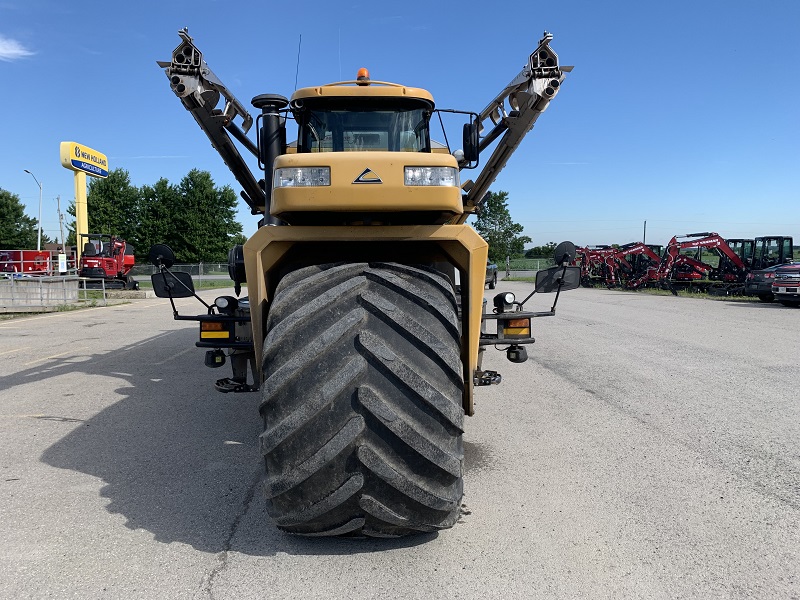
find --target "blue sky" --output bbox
[2,0,799,249]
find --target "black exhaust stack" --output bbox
[252,94,289,226]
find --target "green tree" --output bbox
[86,168,141,240]
[137,178,182,261]
[472,191,531,263]
[173,169,244,262]
[231,232,248,247]
[525,242,556,258]
[65,169,246,262]
[0,188,40,249]
[65,224,76,247]
[66,168,140,247]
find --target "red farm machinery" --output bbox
[0,250,52,275]
[78,233,138,289]
[576,234,794,296]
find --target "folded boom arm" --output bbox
[455,32,571,224]
[157,28,266,214]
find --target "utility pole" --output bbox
[56,195,66,247]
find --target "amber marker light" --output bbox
[200,321,229,339]
[356,67,370,85]
[503,318,531,338]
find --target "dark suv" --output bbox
[485,260,498,289]
[744,264,786,302]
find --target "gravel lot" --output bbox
[1,285,797,599]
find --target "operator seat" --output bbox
[83,243,97,257]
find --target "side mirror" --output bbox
[149,244,176,269]
[535,266,581,293]
[151,271,195,298]
[553,240,577,265]
[462,120,479,164]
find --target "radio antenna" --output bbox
[294,34,302,90]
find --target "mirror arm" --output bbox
[168,291,179,319]
[549,264,569,313]
[435,110,450,153]
[517,285,538,309]
[154,267,181,318]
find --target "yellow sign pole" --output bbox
[73,171,88,263]
[59,141,108,265]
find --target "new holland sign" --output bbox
[60,140,108,263]
[59,141,108,178]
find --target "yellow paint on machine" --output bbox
[243,224,488,416]
[271,152,462,218]
[200,332,230,339]
[503,327,531,336]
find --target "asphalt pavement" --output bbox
[1,283,798,599]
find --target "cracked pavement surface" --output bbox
[1,285,798,599]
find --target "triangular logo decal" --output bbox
[353,168,382,184]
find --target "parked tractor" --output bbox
[78,233,138,289]
[151,29,578,537]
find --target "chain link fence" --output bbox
[129,263,229,279]
[502,258,554,278]
[508,258,554,271]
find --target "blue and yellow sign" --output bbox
[59,141,108,178]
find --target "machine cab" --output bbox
[270,76,462,225]
[753,236,794,269]
[295,96,433,154]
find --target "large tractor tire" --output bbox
[259,262,464,537]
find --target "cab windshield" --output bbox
[754,238,792,266]
[297,98,431,153]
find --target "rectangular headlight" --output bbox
[274,167,330,188]
[404,166,459,187]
